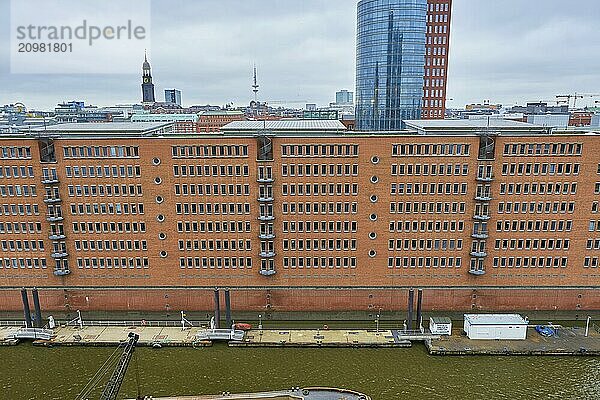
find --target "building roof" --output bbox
[131,113,198,122]
[30,122,173,137]
[430,317,452,324]
[464,314,528,326]
[222,119,347,133]
[404,119,549,134]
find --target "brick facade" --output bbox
[1,131,599,312]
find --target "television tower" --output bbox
[252,64,259,102]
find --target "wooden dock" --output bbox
[426,327,600,356]
[32,325,211,347]
[0,326,20,346]
[229,329,412,348]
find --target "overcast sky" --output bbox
[1,0,599,110]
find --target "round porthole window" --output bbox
[156,214,165,222]
[152,157,161,166]
[369,249,377,258]
[369,213,378,221]
[160,250,168,258]
[158,232,167,240]
[370,175,379,184]
[369,232,377,240]
[156,195,164,204]
[370,194,378,203]
[371,156,380,164]
[154,177,162,185]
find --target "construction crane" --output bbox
[556,93,600,108]
[100,332,140,400]
[75,332,141,400]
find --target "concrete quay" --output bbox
[33,326,211,347]
[229,329,414,348]
[426,327,600,356]
[0,326,20,345]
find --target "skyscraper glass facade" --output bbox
[356,0,427,131]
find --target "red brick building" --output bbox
[422,0,452,119]
[1,119,599,313]
[196,111,246,133]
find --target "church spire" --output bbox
[141,52,155,105]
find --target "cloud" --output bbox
[0,0,599,110]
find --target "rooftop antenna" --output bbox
[252,64,259,103]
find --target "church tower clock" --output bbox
[141,52,156,105]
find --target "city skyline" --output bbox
[1,0,599,110]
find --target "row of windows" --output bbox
[496,220,573,233]
[66,165,142,179]
[282,183,359,196]
[282,164,359,177]
[282,239,357,251]
[388,257,462,269]
[76,257,148,269]
[494,238,570,251]
[176,221,251,233]
[588,221,600,232]
[391,182,468,195]
[74,240,148,251]
[1,240,45,252]
[283,257,356,269]
[499,182,577,196]
[173,164,249,177]
[63,145,139,159]
[586,239,600,250]
[68,184,143,197]
[0,221,42,234]
[179,257,252,269]
[176,203,251,215]
[171,145,249,158]
[0,258,46,269]
[501,162,580,176]
[493,257,567,268]
[71,221,146,234]
[0,203,40,216]
[584,257,600,268]
[392,143,470,157]
[0,146,31,159]
[0,166,34,178]
[281,144,359,158]
[282,220,357,233]
[178,239,251,252]
[502,143,582,157]
[390,202,466,214]
[282,202,358,215]
[0,185,37,197]
[389,220,465,233]
[69,202,145,216]
[429,2,450,12]
[174,184,250,196]
[391,163,468,176]
[388,239,463,251]
[498,201,575,214]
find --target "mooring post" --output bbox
[224,288,232,328]
[32,287,43,328]
[213,288,221,329]
[416,288,423,332]
[407,288,415,332]
[21,288,32,328]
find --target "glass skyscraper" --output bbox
[356,0,428,131]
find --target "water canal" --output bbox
[2,342,599,399]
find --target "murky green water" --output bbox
[2,343,599,400]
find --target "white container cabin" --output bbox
[429,317,452,335]
[463,314,528,340]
